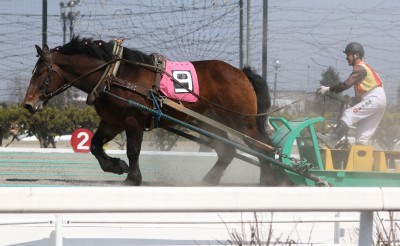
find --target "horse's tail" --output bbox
[242,66,271,139]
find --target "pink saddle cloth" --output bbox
[159,60,199,103]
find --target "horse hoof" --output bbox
[259,178,279,186]
[124,172,142,186]
[110,158,129,174]
[118,161,129,173]
[201,176,220,186]
[202,172,222,186]
[123,179,142,186]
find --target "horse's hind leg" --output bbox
[91,121,129,175]
[202,129,235,185]
[241,129,277,186]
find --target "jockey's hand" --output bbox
[317,86,330,95]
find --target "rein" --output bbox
[39,54,119,102]
[40,40,305,118]
[108,58,310,117]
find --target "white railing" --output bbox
[1,187,399,212]
[1,187,400,245]
[0,213,357,246]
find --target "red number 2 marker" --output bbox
[70,128,93,153]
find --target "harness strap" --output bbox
[151,53,166,91]
[109,76,156,131]
[109,76,150,97]
[86,38,125,106]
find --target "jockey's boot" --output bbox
[316,120,349,149]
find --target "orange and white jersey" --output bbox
[353,60,383,99]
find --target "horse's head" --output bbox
[23,45,67,114]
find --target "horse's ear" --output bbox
[43,44,49,52]
[35,45,43,57]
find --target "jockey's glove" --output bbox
[317,86,330,95]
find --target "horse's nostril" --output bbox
[23,103,36,114]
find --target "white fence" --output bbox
[1,187,399,212]
[1,187,400,245]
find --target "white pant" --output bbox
[341,87,386,145]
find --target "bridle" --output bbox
[33,50,118,103]
[33,51,69,102]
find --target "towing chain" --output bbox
[274,148,314,174]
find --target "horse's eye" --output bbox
[36,66,46,75]
[33,69,42,77]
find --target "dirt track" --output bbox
[0,139,260,187]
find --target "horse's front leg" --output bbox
[123,115,145,186]
[90,121,129,175]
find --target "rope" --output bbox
[268,97,307,115]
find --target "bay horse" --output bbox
[23,37,281,186]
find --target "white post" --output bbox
[334,212,340,244]
[359,211,373,246]
[55,215,63,246]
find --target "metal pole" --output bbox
[262,0,268,79]
[273,59,280,108]
[273,66,277,108]
[69,11,74,40]
[359,211,373,246]
[246,0,251,66]
[307,65,310,92]
[42,0,47,47]
[60,1,79,44]
[60,2,67,45]
[239,0,243,69]
[62,16,66,45]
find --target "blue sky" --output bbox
[1,0,399,105]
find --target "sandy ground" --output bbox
[3,136,203,152]
[0,136,262,187]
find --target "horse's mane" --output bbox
[52,36,152,64]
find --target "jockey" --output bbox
[316,42,387,148]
